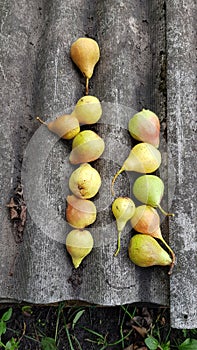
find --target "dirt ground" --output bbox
[1,303,197,350]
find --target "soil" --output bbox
[1,304,196,350]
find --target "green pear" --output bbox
[128,234,172,270]
[132,175,174,216]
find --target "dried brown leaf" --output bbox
[125,339,148,350]
[7,184,27,243]
[141,307,153,327]
[10,207,19,220]
[160,316,166,325]
[132,325,147,338]
[19,205,27,229]
[124,345,134,350]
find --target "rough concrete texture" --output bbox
[0,0,196,328]
[166,0,197,329]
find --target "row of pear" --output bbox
[66,38,105,268]
[111,108,175,274]
[37,38,104,268]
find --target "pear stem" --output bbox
[157,204,174,217]
[85,77,89,95]
[160,238,176,275]
[114,231,121,257]
[111,167,125,196]
[36,116,47,126]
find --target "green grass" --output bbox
[0,305,196,350]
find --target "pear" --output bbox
[111,143,161,195]
[69,130,105,164]
[132,175,174,216]
[66,229,93,268]
[128,234,172,269]
[36,114,80,140]
[130,205,175,273]
[69,163,101,199]
[71,95,102,124]
[128,109,160,148]
[66,195,97,229]
[112,197,135,256]
[130,205,160,234]
[70,37,100,95]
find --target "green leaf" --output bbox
[178,338,197,350]
[182,329,188,338]
[162,340,171,350]
[21,305,33,315]
[0,320,6,336]
[5,341,12,350]
[5,338,19,350]
[2,308,12,322]
[72,310,85,330]
[41,337,57,350]
[145,336,159,350]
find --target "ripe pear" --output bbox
[69,130,105,164]
[130,205,160,234]
[69,163,101,199]
[128,234,172,269]
[71,95,102,124]
[66,229,94,268]
[128,109,160,148]
[36,114,80,140]
[66,195,97,229]
[132,175,174,216]
[70,37,100,94]
[131,205,175,273]
[112,197,135,256]
[111,143,161,195]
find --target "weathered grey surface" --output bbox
[166,0,197,329]
[0,0,196,328]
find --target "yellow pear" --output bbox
[70,37,100,94]
[36,114,80,139]
[111,143,161,196]
[71,95,102,124]
[66,229,94,268]
[112,197,135,256]
[69,163,101,199]
[69,130,105,164]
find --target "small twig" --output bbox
[18,322,26,342]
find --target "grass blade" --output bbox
[72,310,85,330]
